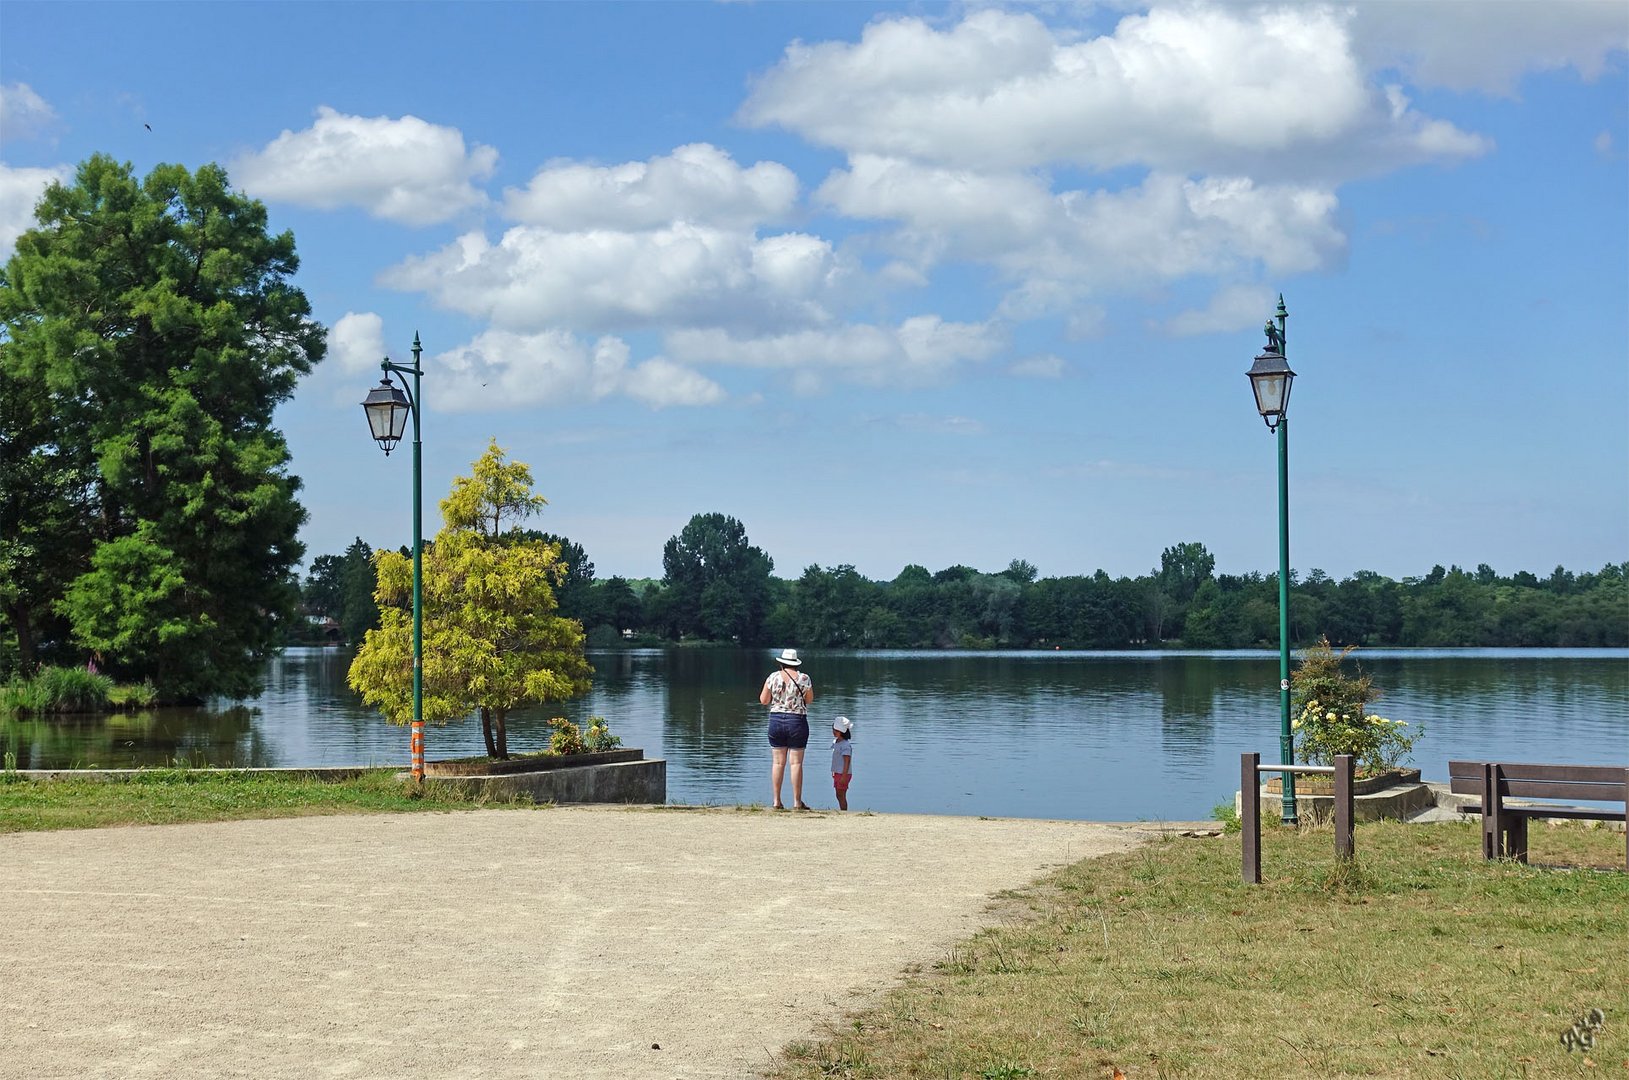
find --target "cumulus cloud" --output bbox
[329,312,390,375]
[1349,1,1629,95]
[666,316,1004,390]
[1160,284,1276,337]
[0,83,57,140]
[382,220,850,334]
[0,162,70,260]
[740,6,1487,179]
[431,329,724,411]
[233,106,497,225]
[821,161,1345,314]
[503,143,797,230]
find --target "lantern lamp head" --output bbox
[361,378,411,455]
[1246,324,1295,431]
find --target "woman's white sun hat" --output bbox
[775,648,802,667]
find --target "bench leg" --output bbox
[1506,815,1528,864]
[1481,763,1500,860]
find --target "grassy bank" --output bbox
[0,768,531,832]
[0,665,157,714]
[771,819,1627,1079]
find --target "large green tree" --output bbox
[660,512,775,643]
[0,155,324,697]
[348,442,592,758]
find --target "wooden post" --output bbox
[1334,754,1354,862]
[1241,752,1261,884]
[1480,762,1498,859]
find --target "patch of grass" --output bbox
[0,666,157,714]
[0,768,538,832]
[767,819,1628,1079]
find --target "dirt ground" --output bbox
[0,806,1195,1079]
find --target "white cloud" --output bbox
[431,329,724,411]
[1009,354,1066,379]
[329,312,390,375]
[1161,283,1275,337]
[666,316,1004,389]
[0,83,57,140]
[821,161,1345,314]
[382,220,850,335]
[503,143,797,230]
[233,106,497,225]
[0,162,70,260]
[741,6,1486,178]
[893,413,988,436]
[1350,1,1629,95]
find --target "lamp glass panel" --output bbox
[1252,372,1287,416]
[362,383,410,444]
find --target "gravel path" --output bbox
[0,806,1185,1079]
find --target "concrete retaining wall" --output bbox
[423,758,666,805]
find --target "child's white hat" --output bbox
[832,716,852,733]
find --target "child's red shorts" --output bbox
[832,773,851,792]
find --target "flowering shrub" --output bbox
[545,715,621,755]
[1290,638,1420,775]
[584,716,622,752]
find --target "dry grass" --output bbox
[769,818,1628,1079]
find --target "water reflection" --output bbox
[3,647,1624,821]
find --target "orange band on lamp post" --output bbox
[410,721,425,782]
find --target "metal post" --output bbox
[1275,298,1296,825]
[409,333,424,783]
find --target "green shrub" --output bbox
[1291,638,1420,775]
[584,716,622,752]
[545,717,586,756]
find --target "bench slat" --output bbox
[1449,777,1627,801]
[1448,761,1627,785]
[1504,805,1627,821]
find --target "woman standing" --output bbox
[759,648,814,810]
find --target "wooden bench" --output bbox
[1448,760,1628,870]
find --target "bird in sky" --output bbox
[143,123,152,132]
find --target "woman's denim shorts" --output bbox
[767,712,810,750]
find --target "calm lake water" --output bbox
[4,647,1625,822]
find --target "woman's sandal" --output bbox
[773,803,786,811]
[794,803,812,811]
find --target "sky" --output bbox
[2,1,1626,586]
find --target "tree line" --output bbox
[302,517,1628,651]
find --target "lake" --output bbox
[4,647,1625,822]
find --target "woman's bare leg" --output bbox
[789,747,807,808]
[770,746,787,808]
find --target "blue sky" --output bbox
[3,1,1626,585]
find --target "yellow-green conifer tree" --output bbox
[348,441,592,758]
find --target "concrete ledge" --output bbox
[422,758,666,805]
[1238,781,1434,824]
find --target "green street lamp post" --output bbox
[361,333,426,782]
[1247,296,1297,825]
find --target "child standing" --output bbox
[831,716,854,810]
